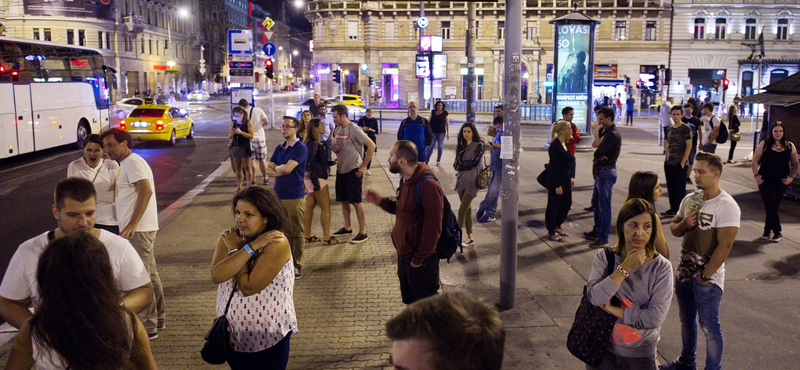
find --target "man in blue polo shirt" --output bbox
[265,116,308,278]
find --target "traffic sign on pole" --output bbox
[262,17,275,30]
[265,31,274,42]
[263,43,276,56]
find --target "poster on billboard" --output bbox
[24,0,114,20]
[415,55,430,78]
[432,54,447,79]
[554,23,592,128]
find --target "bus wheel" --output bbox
[168,130,177,146]
[187,124,195,139]
[75,120,90,149]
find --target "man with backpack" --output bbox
[366,140,445,304]
[700,102,723,153]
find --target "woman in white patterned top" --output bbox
[210,187,298,369]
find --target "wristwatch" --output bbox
[700,273,712,282]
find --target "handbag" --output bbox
[476,151,493,189]
[201,283,237,364]
[566,248,619,367]
[730,132,740,142]
[536,163,550,188]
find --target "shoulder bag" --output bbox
[536,163,549,188]
[566,248,619,367]
[476,148,493,189]
[201,282,237,364]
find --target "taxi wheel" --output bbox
[187,124,195,139]
[168,130,177,146]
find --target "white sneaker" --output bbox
[365,169,372,176]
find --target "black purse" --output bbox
[536,163,550,188]
[201,283,237,364]
[566,248,619,367]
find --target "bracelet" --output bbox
[700,274,712,281]
[242,244,255,256]
[616,265,629,278]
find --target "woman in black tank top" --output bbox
[752,122,799,241]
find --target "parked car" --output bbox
[188,90,210,102]
[110,97,167,128]
[282,84,295,91]
[119,99,194,145]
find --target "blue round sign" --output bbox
[263,43,276,56]
[417,17,428,29]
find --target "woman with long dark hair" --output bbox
[726,105,741,164]
[5,232,157,370]
[585,199,673,370]
[752,122,799,242]
[230,106,255,191]
[627,171,669,259]
[303,118,337,245]
[210,187,297,369]
[299,110,312,141]
[454,122,484,248]
[545,120,573,242]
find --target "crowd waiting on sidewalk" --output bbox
[0,94,796,369]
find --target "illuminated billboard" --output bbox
[24,0,115,20]
[553,20,596,129]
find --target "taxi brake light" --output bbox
[156,121,164,131]
[119,120,126,130]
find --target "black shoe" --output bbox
[333,227,353,235]
[350,233,369,244]
[583,231,599,240]
[584,206,594,212]
[461,238,475,248]
[771,233,782,242]
[761,232,771,240]
[589,239,609,249]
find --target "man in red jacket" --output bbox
[366,140,444,304]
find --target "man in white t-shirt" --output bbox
[699,102,721,154]
[665,152,740,370]
[660,97,673,152]
[101,128,165,339]
[0,177,152,329]
[239,99,271,185]
[67,133,120,233]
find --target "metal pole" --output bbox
[418,1,425,108]
[465,2,476,123]
[499,0,521,309]
[269,78,274,128]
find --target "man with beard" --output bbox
[365,140,443,304]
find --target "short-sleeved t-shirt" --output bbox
[677,190,740,289]
[0,230,151,307]
[270,139,307,200]
[334,123,370,173]
[116,153,158,232]
[68,158,119,226]
[666,124,692,166]
[701,115,720,145]
[246,106,268,140]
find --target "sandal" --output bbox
[548,234,565,242]
[305,235,322,243]
[323,237,339,245]
[555,229,569,237]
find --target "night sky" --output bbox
[257,0,312,33]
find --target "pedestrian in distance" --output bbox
[477,116,504,223]
[299,110,312,141]
[752,122,798,242]
[316,104,336,176]
[585,198,673,370]
[495,104,504,119]
[386,291,505,370]
[726,105,741,164]
[681,103,702,184]
[397,101,433,164]
[264,116,308,278]
[545,120,574,242]
[454,122,485,248]
[365,140,444,304]
[427,100,450,166]
[309,94,323,118]
[210,187,297,369]
[626,171,669,259]
[4,232,158,370]
[0,177,152,330]
[584,107,622,249]
[302,118,338,246]
[699,103,720,154]
[229,106,255,192]
[101,128,166,340]
[67,133,120,234]
[660,97,674,152]
[664,152,741,370]
[357,108,379,175]
[614,94,623,124]
[663,105,693,217]
[625,94,635,126]
[239,99,271,186]
[331,104,376,244]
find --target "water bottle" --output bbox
[689,189,705,213]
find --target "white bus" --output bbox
[0,37,114,159]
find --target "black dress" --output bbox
[545,138,573,235]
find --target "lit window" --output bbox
[745,18,757,40]
[614,21,626,41]
[715,18,726,40]
[694,18,705,39]
[777,18,789,40]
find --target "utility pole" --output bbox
[465,2,476,123]
[499,0,522,309]
[418,1,425,108]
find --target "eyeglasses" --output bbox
[280,125,296,129]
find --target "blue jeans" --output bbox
[477,168,502,218]
[591,168,616,242]
[426,132,447,163]
[674,278,724,370]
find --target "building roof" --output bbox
[737,72,800,107]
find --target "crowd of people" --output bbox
[0,92,795,370]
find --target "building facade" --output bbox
[305,0,673,109]
[1,0,203,100]
[669,1,799,116]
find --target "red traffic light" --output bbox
[722,78,730,90]
[0,66,5,72]
[636,80,641,88]
[265,59,273,67]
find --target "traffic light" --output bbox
[722,78,730,90]
[368,76,374,87]
[332,69,341,83]
[265,59,274,79]
[636,80,641,88]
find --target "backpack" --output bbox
[413,174,462,262]
[711,115,728,144]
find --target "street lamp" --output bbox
[294,0,303,9]
[292,50,299,56]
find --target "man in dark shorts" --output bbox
[330,104,376,244]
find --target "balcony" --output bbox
[124,15,145,34]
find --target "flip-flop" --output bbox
[548,234,565,242]
[323,237,339,245]
[555,229,569,237]
[305,235,322,243]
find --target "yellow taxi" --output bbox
[326,94,366,107]
[120,99,194,145]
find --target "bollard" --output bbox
[379,110,383,133]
